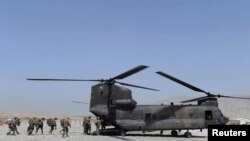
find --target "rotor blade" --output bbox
[181,95,250,103]
[111,65,148,80]
[156,71,209,95]
[215,94,250,100]
[181,96,210,103]
[72,101,89,104]
[116,81,160,91]
[27,78,101,82]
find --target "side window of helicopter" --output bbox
[205,110,213,120]
[217,110,223,117]
[215,110,224,120]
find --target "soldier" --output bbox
[87,116,91,135]
[59,118,64,134]
[27,118,35,135]
[60,119,64,134]
[47,117,57,134]
[101,117,106,130]
[6,117,20,135]
[7,122,15,135]
[35,118,45,134]
[33,117,38,130]
[13,117,20,135]
[82,117,88,134]
[60,117,71,137]
[95,117,101,135]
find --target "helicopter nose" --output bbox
[223,116,229,124]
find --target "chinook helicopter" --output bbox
[27,65,250,137]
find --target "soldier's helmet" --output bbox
[54,117,58,120]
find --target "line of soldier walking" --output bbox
[6,116,103,137]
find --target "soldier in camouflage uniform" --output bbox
[13,117,20,134]
[60,117,71,137]
[87,116,91,135]
[7,122,16,135]
[33,117,38,130]
[27,117,35,135]
[82,117,88,134]
[47,117,57,134]
[101,117,106,130]
[6,117,20,135]
[95,117,101,135]
[35,118,45,134]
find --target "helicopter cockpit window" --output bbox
[205,111,213,120]
[218,110,223,117]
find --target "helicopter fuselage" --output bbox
[89,83,228,132]
[113,104,228,131]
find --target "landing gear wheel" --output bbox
[184,132,192,138]
[120,130,126,136]
[171,130,178,136]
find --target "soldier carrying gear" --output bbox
[95,117,101,135]
[60,117,71,137]
[86,116,91,135]
[6,117,20,135]
[35,118,45,134]
[82,117,88,134]
[13,117,20,134]
[27,118,35,135]
[33,117,38,130]
[14,117,20,134]
[101,117,106,130]
[7,122,15,135]
[47,117,57,134]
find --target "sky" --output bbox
[0,0,250,116]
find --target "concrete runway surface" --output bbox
[0,120,207,141]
